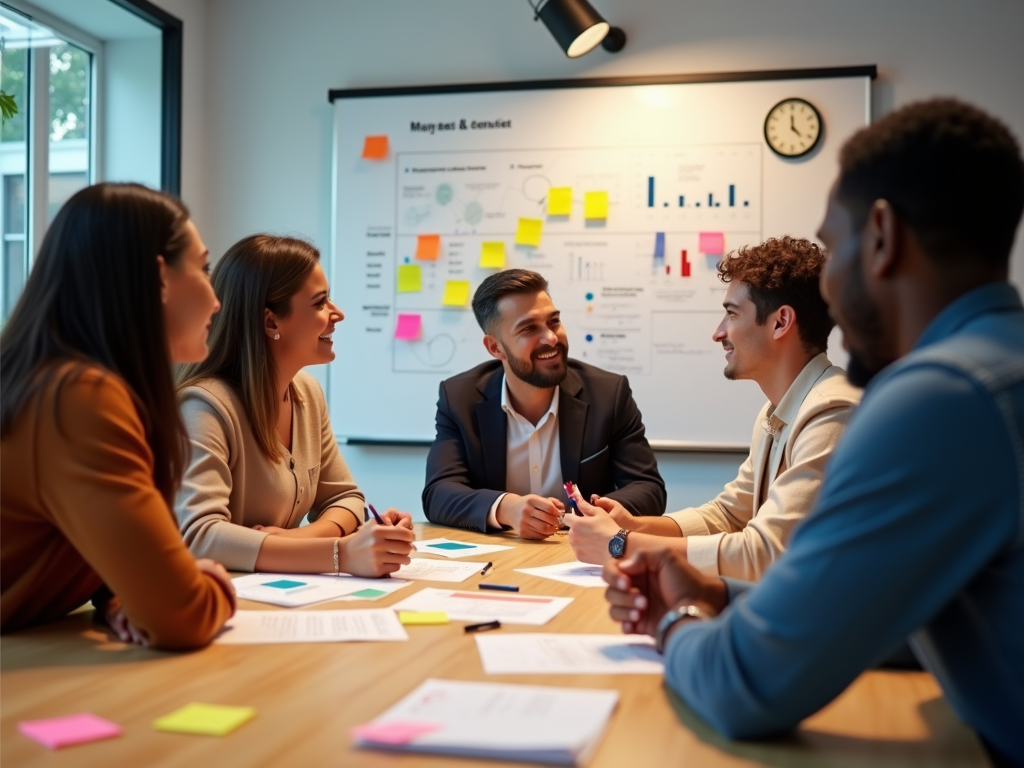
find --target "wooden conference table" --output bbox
[1,524,990,767]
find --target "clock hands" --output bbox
[790,114,802,138]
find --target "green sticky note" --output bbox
[399,611,450,626]
[153,703,255,737]
[547,187,572,216]
[442,280,471,307]
[348,588,387,599]
[584,191,609,220]
[515,217,543,247]
[429,542,475,550]
[479,241,506,269]
[397,264,422,293]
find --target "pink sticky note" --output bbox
[351,720,441,745]
[699,231,725,254]
[394,313,422,341]
[19,713,122,749]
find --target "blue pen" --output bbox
[367,503,386,525]
[563,481,584,517]
[479,583,519,592]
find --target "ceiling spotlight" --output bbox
[530,0,627,58]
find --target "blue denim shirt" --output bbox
[665,282,1024,762]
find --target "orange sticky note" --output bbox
[362,135,389,160]
[416,234,441,261]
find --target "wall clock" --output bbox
[764,98,822,158]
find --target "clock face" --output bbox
[764,98,822,158]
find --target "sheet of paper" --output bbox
[393,559,483,583]
[153,703,255,736]
[479,241,506,269]
[232,573,411,607]
[394,313,421,341]
[353,678,618,765]
[547,186,572,216]
[398,611,449,626]
[361,135,389,160]
[584,190,608,219]
[414,538,514,559]
[515,217,543,247]
[390,588,572,626]
[397,264,422,293]
[415,234,441,261]
[441,280,470,306]
[515,560,605,588]
[699,231,725,254]
[215,610,408,644]
[475,634,664,675]
[18,713,122,749]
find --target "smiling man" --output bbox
[422,269,666,538]
[565,237,860,579]
[601,100,1024,766]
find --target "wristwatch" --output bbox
[655,605,708,654]
[608,528,630,558]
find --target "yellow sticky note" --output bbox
[398,611,450,626]
[584,191,609,220]
[479,241,506,269]
[416,234,440,261]
[397,264,422,293]
[153,703,255,737]
[515,217,543,248]
[547,187,572,216]
[442,280,471,307]
[361,135,388,159]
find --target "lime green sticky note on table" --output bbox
[479,241,506,269]
[442,280,471,307]
[349,588,388,599]
[547,187,572,216]
[515,217,543,247]
[397,264,422,293]
[399,611,449,626]
[154,703,255,737]
[584,191,609,220]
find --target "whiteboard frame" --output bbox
[327,65,876,453]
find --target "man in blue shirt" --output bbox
[602,98,1024,766]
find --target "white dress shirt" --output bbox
[485,375,563,529]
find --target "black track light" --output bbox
[530,0,626,58]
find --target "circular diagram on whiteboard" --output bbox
[764,98,822,158]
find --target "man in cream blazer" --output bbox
[566,236,860,580]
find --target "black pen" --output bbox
[479,583,518,592]
[479,562,493,575]
[464,620,501,633]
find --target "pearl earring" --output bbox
[273,333,280,340]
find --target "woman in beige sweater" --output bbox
[175,235,414,575]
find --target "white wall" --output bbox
[102,37,161,187]
[153,0,1024,519]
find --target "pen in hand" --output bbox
[367,504,390,526]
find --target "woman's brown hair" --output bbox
[178,234,319,462]
[0,182,193,503]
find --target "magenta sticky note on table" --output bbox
[351,720,441,745]
[394,313,422,341]
[699,231,725,254]
[18,713,122,749]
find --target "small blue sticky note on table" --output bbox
[262,579,307,590]
[429,542,475,551]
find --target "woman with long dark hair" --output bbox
[0,183,236,649]
[175,235,414,575]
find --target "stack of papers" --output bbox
[475,634,663,674]
[413,538,514,559]
[390,588,572,626]
[515,560,605,587]
[352,678,618,766]
[215,609,408,644]
[232,573,411,608]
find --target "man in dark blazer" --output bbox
[423,269,666,538]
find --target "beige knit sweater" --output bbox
[175,370,365,571]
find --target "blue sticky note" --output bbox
[429,542,475,551]
[262,579,307,590]
[654,232,665,259]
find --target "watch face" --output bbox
[608,534,626,558]
[764,98,822,158]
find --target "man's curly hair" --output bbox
[718,236,833,353]
[837,98,1024,270]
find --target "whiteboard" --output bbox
[328,68,872,449]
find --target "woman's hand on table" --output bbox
[340,522,415,577]
[377,507,414,529]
